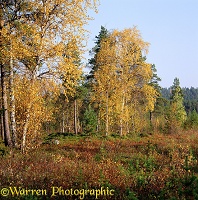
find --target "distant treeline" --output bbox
[161,87,198,113]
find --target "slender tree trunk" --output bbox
[126,121,129,135]
[149,111,152,121]
[74,98,77,135]
[105,91,109,136]
[62,111,65,133]
[1,113,4,141]
[0,6,12,147]
[9,51,17,147]
[120,120,123,136]
[0,97,4,140]
[120,95,125,136]
[97,104,101,132]
[21,108,30,153]
[21,75,35,153]
[1,63,12,147]
[66,112,70,132]
[149,111,153,128]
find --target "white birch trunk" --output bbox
[9,50,17,147]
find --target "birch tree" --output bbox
[92,27,158,135]
[0,0,17,147]
[0,0,99,150]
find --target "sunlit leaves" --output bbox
[92,27,158,135]
[14,77,53,147]
[0,0,99,148]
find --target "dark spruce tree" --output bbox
[87,26,109,80]
[83,26,110,133]
[148,64,162,122]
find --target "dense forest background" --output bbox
[162,87,198,113]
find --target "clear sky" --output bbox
[85,0,198,88]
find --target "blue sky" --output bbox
[85,0,198,88]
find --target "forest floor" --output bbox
[1,130,198,199]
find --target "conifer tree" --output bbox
[87,26,109,133]
[166,78,187,133]
[88,26,109,80]
[185,110,198,129]
[170,78,187,123]
[148,64,161,123]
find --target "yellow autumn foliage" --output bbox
[92,27,158,135]
[0,0,99,149]
[14,76,53,148]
